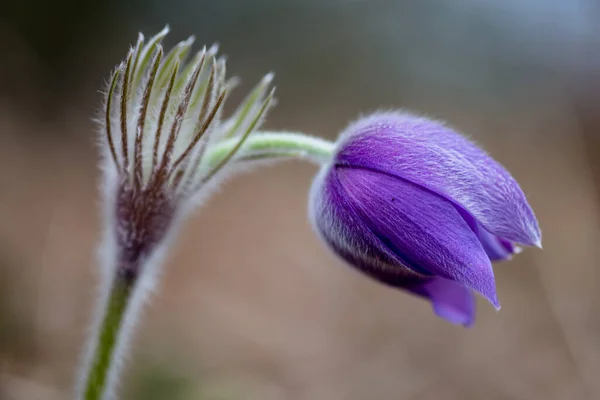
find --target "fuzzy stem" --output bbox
[82,276,132,400]
[204,131,335,167]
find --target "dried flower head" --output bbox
[309,112,541,326]
[99,26,275,282]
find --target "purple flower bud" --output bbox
[309,112,541,326]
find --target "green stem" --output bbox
[204,131,335,167]
[83,277,132,400]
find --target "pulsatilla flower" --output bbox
[309,112,541,326]
[100,27,274,283]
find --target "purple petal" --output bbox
[309,164,500,316]
[458,208,520,262]
[477,225,520,261]
[407,278,476,327]
[335,166,499,308]
[309,167,417,280]
[310,167,476,326]
[335,112,541,247]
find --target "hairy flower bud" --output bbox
[309,112,541,326]
[99,27,275,283]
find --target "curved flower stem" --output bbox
[82,276,132,400]
[204,131,335,167]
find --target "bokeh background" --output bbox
[1,1,599,399]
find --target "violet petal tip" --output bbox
[433,303,475,327]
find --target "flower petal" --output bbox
[458,209,521,262]
[476,224,520,261]
[335,112,541,246]
[309,167,417,280]
[335,166,499,309]
[407,278,476,327]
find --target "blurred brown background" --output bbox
[1,0,599,399]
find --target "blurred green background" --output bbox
[1,1,599,399]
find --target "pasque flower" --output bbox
[79,25,542,400]
[309,112,541,326]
